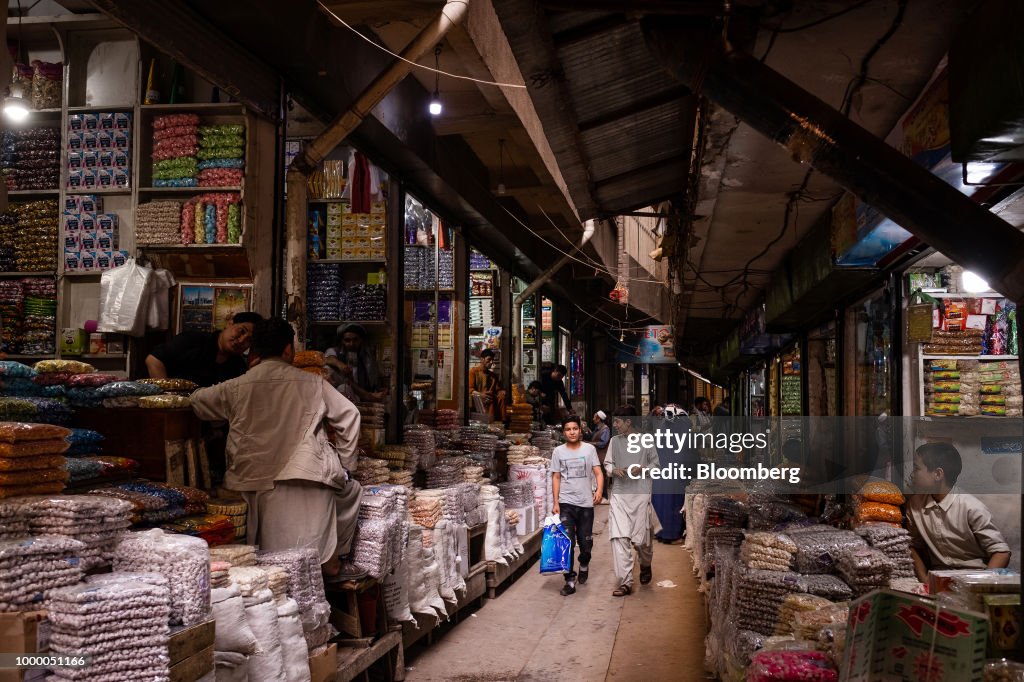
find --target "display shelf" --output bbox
[922,354,1018,360]
[62,354,128,359]
[924,291,1007,299]
[137,243,243,250]
[1,354,56,360]
[60,271,104,277]
[308,198,349,204]
[7,189,60,196]
[140,102,244,115]
[309,320,387,326]
[0,271,56,277]
[67,105,134,112]
[309,258,386,264]
[138,186,242,194]
[65,187,132,195]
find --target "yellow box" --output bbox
[370,201,386,214]
[326,247,342,259]
[341,203,353,214]
[326,203,343,216]
[371,248,386,260]
[326,214,341,227]
[370,214,385,226]
[342,223,356,237]
[355,247,371,260]
[326,225,341,238]
[326,237,342,252]
[341,247,356,260]
[342,214,357,226]
[369,223,385,237]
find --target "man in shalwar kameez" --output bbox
[191,317,363,579]
[604,405,661,597]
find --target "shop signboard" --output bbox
[176,283,253,334]
[834,66,1004,266]
[615,325,676,364]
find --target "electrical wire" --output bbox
[317,1,527,90]
[774,0,874,34]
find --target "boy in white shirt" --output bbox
[907,442,1011,582]
[551,416,604,596]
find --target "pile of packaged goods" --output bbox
[292,350,329,381]
[67,112,131,190]
[688,482,934,682]
[0,279,56,355]
[62,194,128,272]
[21,494,133,570]
[181,192,242,245]
[404,424,437,470]
[437,246,455,289]
[151,113,198,187]
[135,200,183,245]
[351,486,410,579]
[0,422,72,498]
[0,535,85,612]
[2,126,60,190]
[206,498,248,540]
[404,245,436,290]
[978,360,1022,417]
[924,359,981,416]
[13,201,58,272]
[198,124,245,188]
[338,283,386,321]
[306,262,341,321]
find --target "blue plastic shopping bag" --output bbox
[540,515,572,574]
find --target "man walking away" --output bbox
[550,416,603,595]
[605,405,660,596]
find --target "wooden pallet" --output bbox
[485,529,543,599]
[327,577,386,639]
[337,628,404,682]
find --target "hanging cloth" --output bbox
[349,151,372,213]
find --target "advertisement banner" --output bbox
[616,325,676,364]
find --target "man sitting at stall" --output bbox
[145,312,263,387]
[190,317,364,579]
[324,323,387,403]
[907,442,1011,582]
[469,349,506,421]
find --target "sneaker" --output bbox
[577,567,589,585]
[639,565,653,585]
[560,582,576,596]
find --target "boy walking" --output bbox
[551,416,604,595]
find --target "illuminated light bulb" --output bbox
[962,270,990,293]
[3,95,29,123]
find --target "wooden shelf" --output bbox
[7,189,59,196]
[61,271,104,277]
[923,292,1007,299]
[922,354,1018,361]
[66,187,131,195]
[138,243,243,250]
[63,353,127,359]
[1,354,55,360]
[139,187,242,194]
[0,271,56,277]
[67,105,134,113]
[309,259,386,264]
[308,198,349,204]
[309,320,387,326]
[140,103,244,116]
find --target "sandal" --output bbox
[612,584,631,597]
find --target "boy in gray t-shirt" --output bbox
[551,416,604,596]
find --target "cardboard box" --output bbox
[168,645,213,682]
[88,333,106,355]
[60,329,87,355]
[168,619,215,665]
[928,569,988,595]
[841,589,988,682]
[0,611,49,653]
[63,250,80,272]
[370,200,386,214]
[96,229,116,251]
[79,250,97,271]
[105,335,125,354]
[79,231,97,250]
[307,642,337,682]
[95,251,112,270]
[61,232,80,251]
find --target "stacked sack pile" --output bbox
[853,522,916,580]
[135,200,183,245]
[378,444,417,487]
[14,202,59,272]
[48,574,172,681]
[852,480,904,527]
[306,263,341,321]
[0,534,84,613]
[924,359,980,417]
[338,283,386,321]
[63,428,140,486]
[353,457,390,486]
[292,350,329,381]
[979,360,1022,417]
[152,113,199,187]
[257,547,334,649]
[835,546,893,597]
[479,484,519,565]
[358,403,386,455]
[404,424,437,470]
[0,422,71,498]
[182,192,242,245]
[198,124,245,188]
[207,497,248,540]
[23,495,133,570]
[2,126,61,191]
[352,486,409,579]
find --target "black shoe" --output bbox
[560,582,576,596]
[639,565,653,585]
[577,567,589,585]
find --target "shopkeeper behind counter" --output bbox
[145,312,263,387]
[325,323,386,403]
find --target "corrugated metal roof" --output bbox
[582,99,688,179]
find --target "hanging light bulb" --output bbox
[962,270,990,293]
[3,89,30,123]
[497,139,507,195]
[428,45,443,117]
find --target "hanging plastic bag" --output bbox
[97,258,154,336]
[147,268,177,330]
[539,514,571,575]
